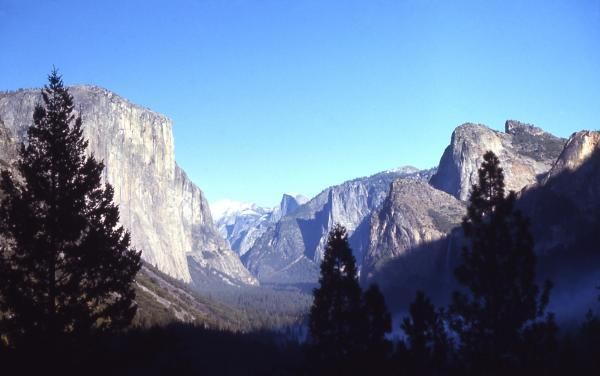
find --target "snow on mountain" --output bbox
[211,194,307,257]
[210,200,265,222]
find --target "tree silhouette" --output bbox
[401,290,451,374]
[0,69,141,348]
[309,225,393,373]
[362,283,392,369]
[309,224,363,364]
[449,151,554,372]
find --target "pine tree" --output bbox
[362,283,392,368]
[363,284,392,352]
[401,291,451,373]
[449,151,554,372]
[309,224,364,364]
[0,69,141,347]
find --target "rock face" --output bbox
[543,130,600,183]
[430,120,566,201]
[0,120,17,171]
[368,127,600,317]
[519,130,600,254]
[0,86,256,286]
[212,194,308,257]
[273,193,308,222]
[364,178,465,280]
[243,167,434,284]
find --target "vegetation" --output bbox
[449,150,556,373]
[399,291,451,374]
[135,263,311,332]
[0,69,141,349]
[0,323,306,375]
[308,224,392,373]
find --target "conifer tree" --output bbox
[0,69,141,347]
[449,151,554,372]
[362,283,392,372]
[309,224,364,363]
[309,225,393,373]
[363,284,392,354]
[401,291,451,373]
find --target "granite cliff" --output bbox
[0,86,256,286]
[364,178,465,281]
[430,120,566,201]
[518,130,600,254]
[368,125,599,317]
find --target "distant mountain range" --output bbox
[211,194,308,256]
[242,167,434,284]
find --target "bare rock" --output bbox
[430,121,566,201]
[364,178,465,280]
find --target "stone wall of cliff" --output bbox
[0,86,256,285]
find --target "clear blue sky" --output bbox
[1,0,599,207]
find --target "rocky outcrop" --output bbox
[364,178,465,280]
[0,86,256,285]
[271,193,308,223]
[430,120,566,201]
[243,167,434,284]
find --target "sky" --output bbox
[0,0,599,207]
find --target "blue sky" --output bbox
[1,0,599,207]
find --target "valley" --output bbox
[2,86,597,331]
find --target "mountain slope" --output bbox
[364,178,465,281]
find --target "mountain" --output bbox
[430,120,566,201]
[212,194,308,257]
[364,178,465,282]
[273,193,309,222]
[516,130,600,319]
[368,123,600,319]
[368,121,566,284]
[243,167,434,284]
[0,86,256,286]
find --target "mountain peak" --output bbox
[210,200,261,222]
[431,121,566,200]
[277,193,308,218]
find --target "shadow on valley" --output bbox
[369,231,462,313]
